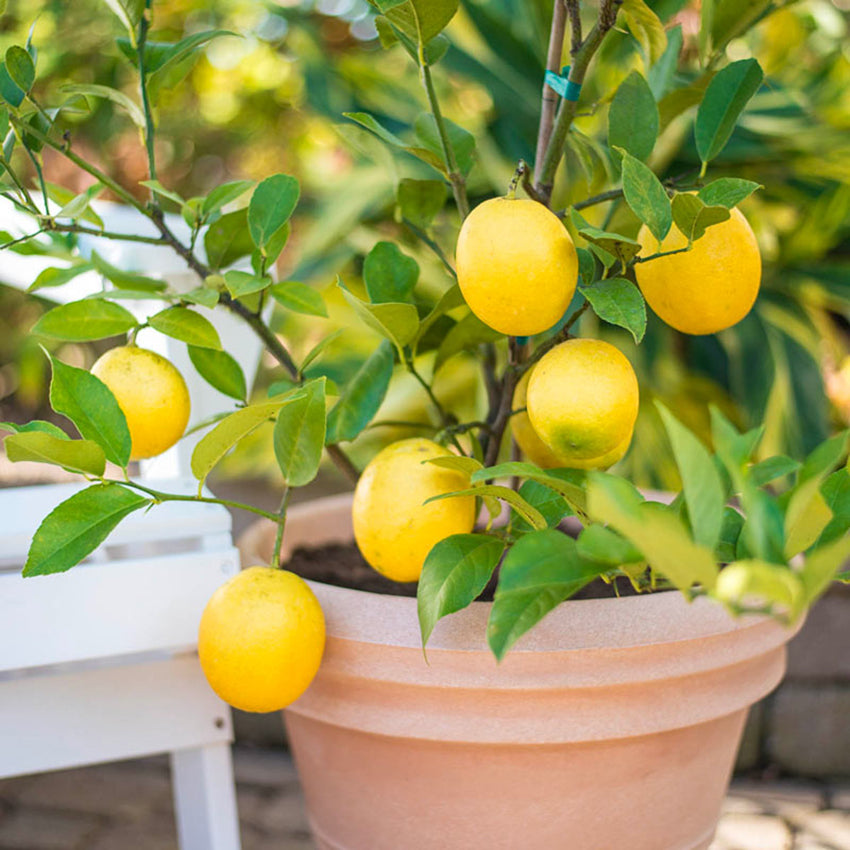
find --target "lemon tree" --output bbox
[1,0,848,684]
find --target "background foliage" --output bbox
[2,0,850,491]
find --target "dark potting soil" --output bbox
[284,540,644,601]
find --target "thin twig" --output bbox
[137,1,159,193]
[0,228,46,250]
[518,301,591,378]
[535,0,567,181]
[326,444,360,483]
[48,221,171,245]
[270,486,290,568]
[631,246,691,264]
[402,217,457,278]
[483,337,523,467]
[534,0,622,205]
[418,51,469,219]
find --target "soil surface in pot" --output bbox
[284,541,643,600]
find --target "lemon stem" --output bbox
[271,487,291,569]
[505,160,527,200]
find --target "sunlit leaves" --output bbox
[581,278,646,343]
[32,300,137,341]
[608,71,658,163]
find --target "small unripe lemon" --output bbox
[634,207,761,335]
[91,346,190,461]
[513,368,632,469]
[527,339,639,461]
[456,197,578,336]
[198,567,325,713]
[352,438,476,582]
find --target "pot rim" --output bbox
[239,493,795,657]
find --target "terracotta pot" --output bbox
[239,494,802,850]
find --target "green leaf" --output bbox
[434,311,502,372]
[671,193,730,242]
[373,0,459,44]
[819,470,850,546]
[397,178,447,229]
[619,150,672,242]
[0,62,24,108]
[648,24,683,100]
[223,270,272,299]
[343,111,407,148]
[608,71,659,163]
[581,278,646,343]
[487,530,605,660]
[187,345,246,402]
[61,83,144,128]
[181,286,219,308]
[576,247,596,287]
[5,46,34,93]
[202,179,255,216]
[510,479,571,534]
[418,533,504,646]
[147,30,236,103]
[414,284,465,350]
[577,523,643,566]
[569,210,642,266]
[32,300,137,341]
[414,112,475,176]
[49,356,131,468]
[801,534,850,602]
[425,455,483,476]
[247,174,300,251]
[5,431,106,476]
[715,560,805,621]
[339,281,419,351]
[426,484,548,530]
[471,462,588,517]
[716,506,744,562]
[799,431,849,485]
[24,483,150,576]
[204,208,254,270]
[138,178,183,205]
[99,0,144,38]
[587,473,718,590]
[191,399,295,483]
[620,0,667,63]
[300,329,344,375]
[657,403,726,550]
[270,280,328,318]
[784,487,833,560]
[326,340,394,444]
[695,58,764,164]
[273,377,327,487]
[750,455,800,488]
[0,420,68,439]
[148,306,222,350]
[363,241,419,303]
[90,250,166,292]
[697,178,762,209]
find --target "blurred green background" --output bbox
[2,0,850,491]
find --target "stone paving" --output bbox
[0,746,847,849]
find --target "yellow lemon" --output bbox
[634,207,761,335]
[198,566,325,713]
[456,197,578,336]
[91,346,190,461]
[513,368,632,469]
[527,339,639,461]
[352,438,476,582]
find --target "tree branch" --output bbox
[534,0,622,205]
[534,0,567,180]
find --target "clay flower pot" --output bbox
[240,494,802,850]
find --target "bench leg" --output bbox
[171,743,242,850]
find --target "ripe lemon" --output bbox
[198,566,325,713]
[456,197,578,336]
[352,438,476,582]
[527,339,639,461]
[91,345,190,461]
[513,368,632,469]
[634,207,761,335]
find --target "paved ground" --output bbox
[0,747,847,849]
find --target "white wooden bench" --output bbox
[0,201,262,849]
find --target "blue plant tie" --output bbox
[544,65,582,102]
[515,336,529,345]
